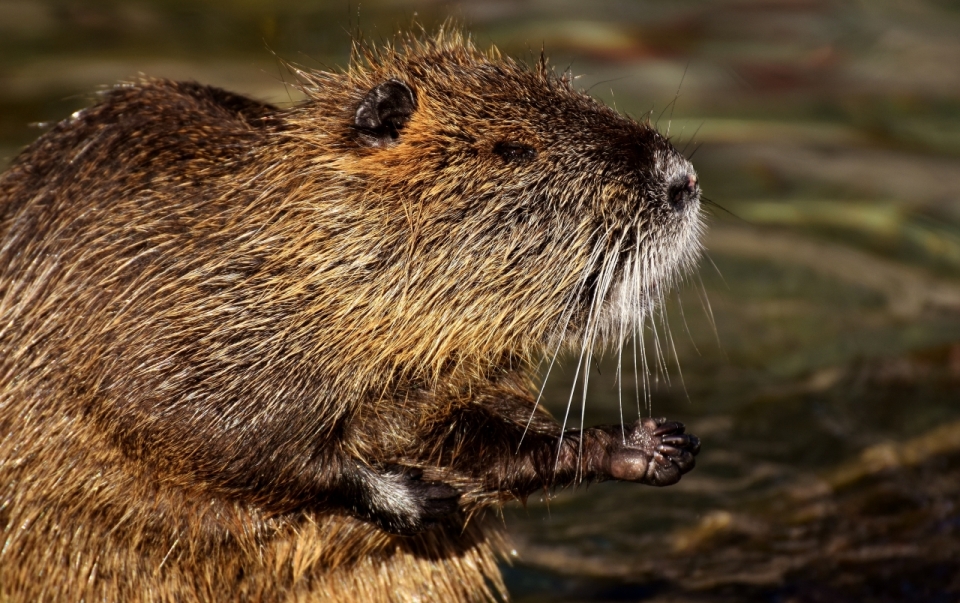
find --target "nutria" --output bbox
[0,29,703,602]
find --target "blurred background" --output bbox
[2,1,959,601]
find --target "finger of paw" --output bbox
[653,420,686,436]
[657,444,683,456]
[649,460,681,486]
[661,434,691,446]
[673,451,696,473]
[639,417,667,431]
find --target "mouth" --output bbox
[563,202,704,353]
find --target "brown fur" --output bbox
[0,29,703,602]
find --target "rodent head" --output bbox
[286,31,702,377]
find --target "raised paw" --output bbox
[606,417,701,487]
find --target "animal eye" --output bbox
[493,141,537,162]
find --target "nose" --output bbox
[668,173,699,210]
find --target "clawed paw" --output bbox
[607,418,700,486]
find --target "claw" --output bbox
[653,420,685,436]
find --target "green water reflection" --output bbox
[2,1,959,601]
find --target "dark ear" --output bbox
[354,79,417,147]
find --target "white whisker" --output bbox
[675,289,701,356]
[632,326,641,420]
[616,335,625,443]
[694,271,721,352]
[648,303,669,386]
[662,302,691,404]
[520,228,604,452]
[554,236,607,472]
[576,239,620,480]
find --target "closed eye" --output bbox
[493,141,537,162]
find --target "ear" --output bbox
[354,79,417,147]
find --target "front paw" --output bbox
[360,467,460,536]
[607,418,700,486]
[400,468,461,529]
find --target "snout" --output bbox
[667,172,699,211]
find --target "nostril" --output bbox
[668,173,699,210]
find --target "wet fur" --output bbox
[0,30,702,602]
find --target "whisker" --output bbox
[632,321,641,420]
[616,332,626,443]
[701,197,744,221]
[577,240,620,481]
[520,314,569,450]
[648,296,670,386]
[631,226,644,420]
[695,271,722,354]
[682,121,704,156]
[555,235,608,472]
[704,251,729,290]
[638,260,653,417]
[662,301,691,404]
[676,289,701,356]
[640,314,652,416]
[521,231,604,451]
[657,62,689,136]
[554,312,589,461]
[558,340,588,472]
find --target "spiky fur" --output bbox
[0,29,702,602]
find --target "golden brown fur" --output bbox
[0,29,703,602]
